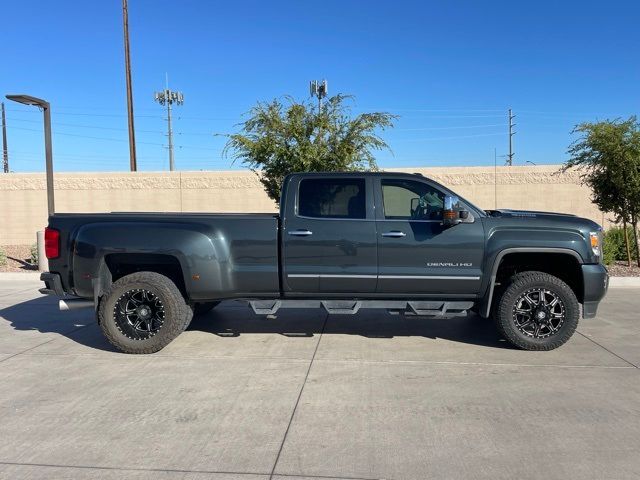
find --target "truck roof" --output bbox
[283,171,486,218]
[287,171,424,177]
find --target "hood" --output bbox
[485,209,601,230]
[486,209,577,220]
[483,209,603,264]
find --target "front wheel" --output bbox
[494,271,580,350]
[98,272,193,354]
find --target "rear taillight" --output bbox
[44,227,60,259]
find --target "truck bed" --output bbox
[47,212,281,300]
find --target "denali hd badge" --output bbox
[426,262,473,267]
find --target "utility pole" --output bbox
[1,102,8,173]
[122,0,137,171]
[494,147,497,209]
[154,77,184,171]
[507,108,516,166]
[309,79,328,113]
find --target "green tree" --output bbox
[563,117,640,266]
[223,94,397,202]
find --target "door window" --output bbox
[381,179,444,220]
[298,178,366,219]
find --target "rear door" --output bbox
[375,176,485,295]
[282,175,377,293]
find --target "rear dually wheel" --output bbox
[98,271,193,354]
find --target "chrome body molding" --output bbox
[288,274,480,280]
[287,274,377,279]
[379,275,480,280]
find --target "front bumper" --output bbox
[39,272,64,297]
[582,263,609,319]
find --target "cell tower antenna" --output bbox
[154,76,184,171]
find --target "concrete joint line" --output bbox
[0,461,263,477]
[0,324,92,366]
[576,331,638,368]
[0,461,384,480]
[269,313,329,480]
[0,287,38,298]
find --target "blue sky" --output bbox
[1,0,639,172]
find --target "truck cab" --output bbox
[280,173,485,296]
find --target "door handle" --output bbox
[288,229,313,236]
[382,231,407,238]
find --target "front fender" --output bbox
[478,225,587,317]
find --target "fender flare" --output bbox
[480,247,584,318]
[72,222,215,299]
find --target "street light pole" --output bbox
[5,94,55,216]
[43,103,54,215]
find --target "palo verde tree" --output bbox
[563,117,640,266]
[223,94,397,202]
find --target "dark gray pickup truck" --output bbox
[40,172,609,353]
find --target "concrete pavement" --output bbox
[0,273,638,480]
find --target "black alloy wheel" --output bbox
[113,288,166,340]
[494,271,579,351]
[512,288,565,339]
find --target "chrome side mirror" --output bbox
[443,195,473,227]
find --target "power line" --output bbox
[8,117,165,134]
[7,125,161,145]
[8,117,220,136]
[6,105,629,119]
[7,126,184,150]
[361,107,506,112]
[8,111,516,137]
[517,110,629,117]
[9,125,223,154]
[5,108,163,119]
[372,113,507,119]
[7,115,512,136]
[390,132,507,143]
[396,123,508,131]
[8,151,131,163]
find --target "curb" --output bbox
[0,272,41,280]
[609,277,640,287]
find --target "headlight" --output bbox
[589,231,601,258]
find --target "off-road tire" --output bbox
[494,271,579,351]
[98,271,193,354]
[192,301,220,316]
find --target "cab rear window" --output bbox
[298,178,366,219]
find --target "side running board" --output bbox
[248,300,474,317]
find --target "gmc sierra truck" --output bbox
[40,172,609,353]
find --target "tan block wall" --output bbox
[0,166,606,245]
[395,166,607,228]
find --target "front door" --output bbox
[282,176,378,293]
[375,177,485,295]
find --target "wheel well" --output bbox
[104,253,187,298]
[495,252,583,303]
